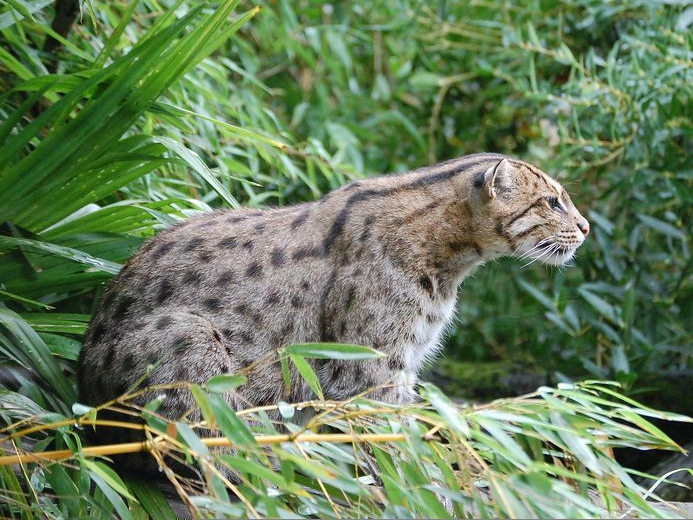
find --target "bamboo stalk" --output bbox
[0,432,408,466]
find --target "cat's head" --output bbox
[469,158,589,266]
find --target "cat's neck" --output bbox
[315,164,489,300]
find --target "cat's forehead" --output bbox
[510,159,564,195]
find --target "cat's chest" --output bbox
[402,294,458,372]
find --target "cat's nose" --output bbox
[577,219,590,237]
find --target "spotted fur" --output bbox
[78,153,588,471]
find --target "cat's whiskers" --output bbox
[517,236,557,261]
[521,242,560,269]
[516,242,545,261]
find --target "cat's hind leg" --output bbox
[86,309,241,475]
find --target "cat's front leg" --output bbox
[316,357,417,405]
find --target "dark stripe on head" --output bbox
[513,223,545,239]
[517,162,558,194]
[494,220,515,247]
[538,175,555,193]
[515,161,547,184]
[429,152,506,172]
[505,196,545,227]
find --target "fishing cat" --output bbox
[78,153,588,463]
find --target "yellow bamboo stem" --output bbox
[0,432,408,466]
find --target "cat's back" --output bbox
[98,205,316,319]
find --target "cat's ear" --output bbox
[475,159,512,199]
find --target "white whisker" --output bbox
[517,236,557,261]
[517,242,546,260]
[521,243,559,269]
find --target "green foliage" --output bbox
[0,0,690,518]
[1,376,691,518]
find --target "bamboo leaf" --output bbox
[289,353,324,400]
[207,393,256,446]
[206,374,247,393]
[87,467,136,520]
[284,343,384,360]
[124,474,179,520]
[420,383,470,437]
[176,421,210,457]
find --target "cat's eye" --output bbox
[546,196,564,212]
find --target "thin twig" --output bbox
[0,432,411,466]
